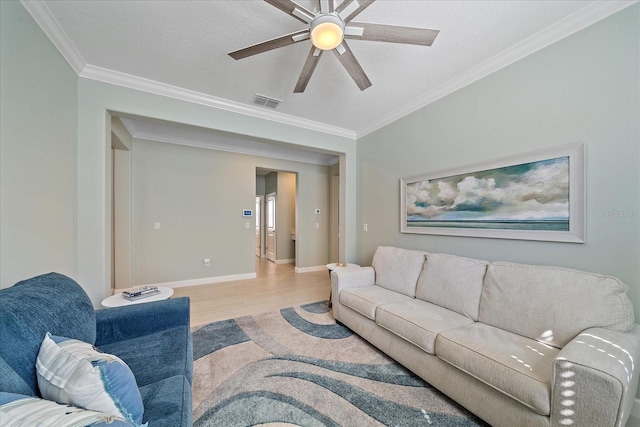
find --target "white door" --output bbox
[266,193,276,262]
[255,196,262,257]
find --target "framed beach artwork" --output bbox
[400,143,585,243]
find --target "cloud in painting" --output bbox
[406,157,569,221]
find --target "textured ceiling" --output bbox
[26,0,633,142]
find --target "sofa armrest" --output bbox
[95,297,191,346]
[331,266,375,293]
[551,325,640,427]
[331,266,375,309]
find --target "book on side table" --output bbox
[122,286,160,301]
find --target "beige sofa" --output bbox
[331,246,640,427]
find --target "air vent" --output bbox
[252,94,282,109]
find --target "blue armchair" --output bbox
[0,272,193,426]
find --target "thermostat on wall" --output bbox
[243,210,252,217]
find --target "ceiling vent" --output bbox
[252,94,282,109]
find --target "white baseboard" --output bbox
[274,258,295,265]
[147,272,257,289]
[295,265,327,273]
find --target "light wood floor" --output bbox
[172,258,331,327]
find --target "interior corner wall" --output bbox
[265,172,277,195]
[0,1,78,288]
[357,5,640,318]
[256,175,266,196]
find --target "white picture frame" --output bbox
[400,142,585,243]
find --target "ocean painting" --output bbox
[405,156,570,231]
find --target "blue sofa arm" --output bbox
[95,297,193,426]
[95,297,191,346]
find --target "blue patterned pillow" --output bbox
[36,333,145,426]
[0,392,133,426]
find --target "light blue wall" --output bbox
[357,5,640,317]
[0,1,78,288]
[130,139,330,285]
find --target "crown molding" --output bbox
[132,129,338,166]
[80,65,356,140]
[20,0,86,74]
[355,0,638,138]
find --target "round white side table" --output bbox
[326,263,361,308]
[101,286,174,308]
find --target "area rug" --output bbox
[192,301,488,427]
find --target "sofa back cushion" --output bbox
[0,273,96,396]
[372,246,426,297]
[479,262,635,348]
[415,253,488,321]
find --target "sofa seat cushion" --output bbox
[340,286,412,320]
[415,253,487,321]
[139,375,192,427]
[376,299,474,354]
[372,246,427,297]
[436,323,559,415]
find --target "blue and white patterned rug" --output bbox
[191,301,488,427]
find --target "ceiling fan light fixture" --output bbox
[310,13,344,50]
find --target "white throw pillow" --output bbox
[372,246,427,297]
[415,253,488,320]
[36,333,145,426]
[0,392,133,426]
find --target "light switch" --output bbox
[363,223,368,232]
[316,222,319,228]
[154,222,161,230]
[245,222,250,229]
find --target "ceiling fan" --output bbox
[228,0,439,93]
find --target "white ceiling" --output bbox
[23,0,635,161]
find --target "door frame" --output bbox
[266,192,277,263]
[255,195,264,258]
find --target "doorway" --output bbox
[266,193,276,262]
[256,169,297,267]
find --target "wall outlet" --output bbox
[363,223,368,232]
[154,222,161,230]
[203,258,211,266]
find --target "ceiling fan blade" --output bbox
[319,0,332,13]
[294,47,323,93]
[264,0,315,23]
[346,22,439,46]
[333,41,372,91]
[228,30,310,60]
[336,0,375,23]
